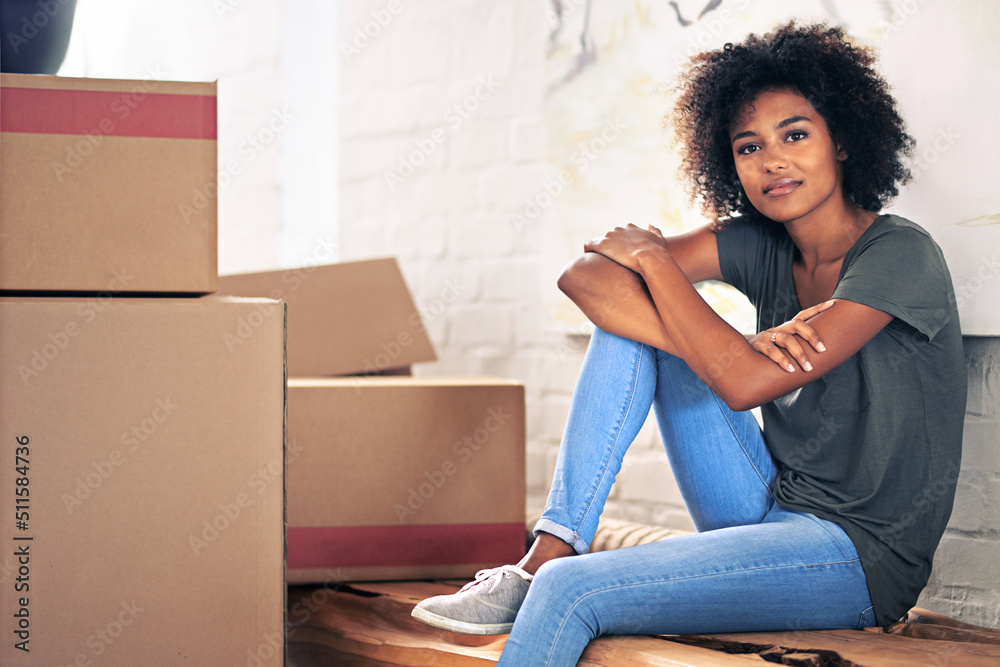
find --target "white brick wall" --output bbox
[916,340,1000,628]
[337,0,692,529]
[340,0,1000,629]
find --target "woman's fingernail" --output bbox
[787,364,796,372]
[804,362,813,371]
[817,342,826,352]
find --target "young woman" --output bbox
[412,21,966,665]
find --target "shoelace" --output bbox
[458,566,510,593]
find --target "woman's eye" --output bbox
[787,130,808,141]
[736,143,759,155]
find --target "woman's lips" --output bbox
[764,178,801,197]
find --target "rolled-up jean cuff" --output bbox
[533,518,591,555]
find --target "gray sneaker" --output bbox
[410,565,533,635]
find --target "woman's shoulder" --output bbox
[851,213,945,260]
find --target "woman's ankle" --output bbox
[516,532,576,575]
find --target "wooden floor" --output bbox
[286,580,1000,666]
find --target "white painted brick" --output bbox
[339,87,423,139]
[479,164,523,212]
[621,504,656,527]
[413,262,480,307]
[450,3,514,80]
[219,215,281,275]
[526,493,549,517]
[512,1,548,73]
[929,534,1000,588]
[510,114,547,163]
[448,304,515,349]
[633,413,663,452]
[337,2,398,77]
[618,456,685,507]
[338,177,384,224]
[476,259,538,303]
[339,134,441,183]
[540,394,572,443]
[447,213,516,259]
[650,507,696,533]
[337,216,391,262]
[512,305,547,348]
[526,448,551,494]
[544,336,590,386]
[946,476,988,533]
[386,214,447,261]
[448,119,509,170]
[482,71,545,120]
[405,170,481,217]
[959,419,1000,473]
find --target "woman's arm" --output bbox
[588,225,892,411]
[557,223,722,356]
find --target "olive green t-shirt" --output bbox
[716,214,966,626]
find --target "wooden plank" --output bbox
[673,627,1000,667]
[580,636,768,666]
[287,583,762,666]
[289,582,1000,667]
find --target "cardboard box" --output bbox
[219,258,436,376]
[0,73,218,293]
[0,297,285,665]
[286,377,525,583]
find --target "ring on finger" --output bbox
[771,331,777,345]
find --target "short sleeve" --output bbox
[833,220,953,340]
[715,219,771,308]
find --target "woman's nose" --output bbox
[761,146,788,172]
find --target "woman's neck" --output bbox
[784,196,878,271]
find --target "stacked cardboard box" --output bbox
[0,73,218,293]
[0,75,284,665]
[220,262,527,583]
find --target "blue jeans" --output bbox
[498,328,875,666]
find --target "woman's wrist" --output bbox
[634,244,676,278]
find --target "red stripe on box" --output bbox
[0,87,216,139]
[287,523,525,570]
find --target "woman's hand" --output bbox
[751,300,835,372]
[584,224,668,272]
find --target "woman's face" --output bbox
[729,87,847,224]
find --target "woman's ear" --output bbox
[836,144,848,161]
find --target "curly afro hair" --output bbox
[670,20,914,229]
